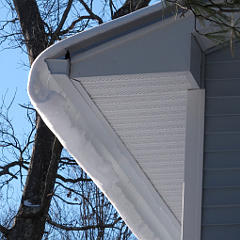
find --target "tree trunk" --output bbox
[5,1,63,239]
[6,119,62,240]
[13,0,48,63]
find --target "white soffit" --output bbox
[28,2,203,240]
[72,73,192,221]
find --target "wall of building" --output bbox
[202,41,240,240]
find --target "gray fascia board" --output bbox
[67,3,177,58]
[45,59,70,75]
[42,2,177,61]
[190,35,204,88]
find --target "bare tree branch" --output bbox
[0,18,18,31]
[54,194,81,205]
[112,0,151,19]
[78,0,103,24]
[59,15,102,36]
[47,215,121,231]
[57,174,92,183]
[0,224,9,236]
[0,161,28,178]
[54,0,74,35]
[165,0,240,44]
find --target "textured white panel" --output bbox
[73,73,190,221]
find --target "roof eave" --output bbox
[28,2,206,239]
[28,56,182,240]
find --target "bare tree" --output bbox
[165,0,240,48]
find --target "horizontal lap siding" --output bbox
[202,42,240,240]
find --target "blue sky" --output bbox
[0,45,29,137]
[0,1,30,138]
[0,46,29,135]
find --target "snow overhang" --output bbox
[28,2,206,240]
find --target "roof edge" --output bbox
[28,57,181,240]
[30,1,178,64]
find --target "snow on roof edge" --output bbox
[28,55,181,240]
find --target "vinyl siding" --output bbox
[202,42,240,240]
[74,73,192,222]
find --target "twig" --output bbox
[47,215,121,231]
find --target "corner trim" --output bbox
[182,89,205,240]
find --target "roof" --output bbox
[28,2,209,239]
